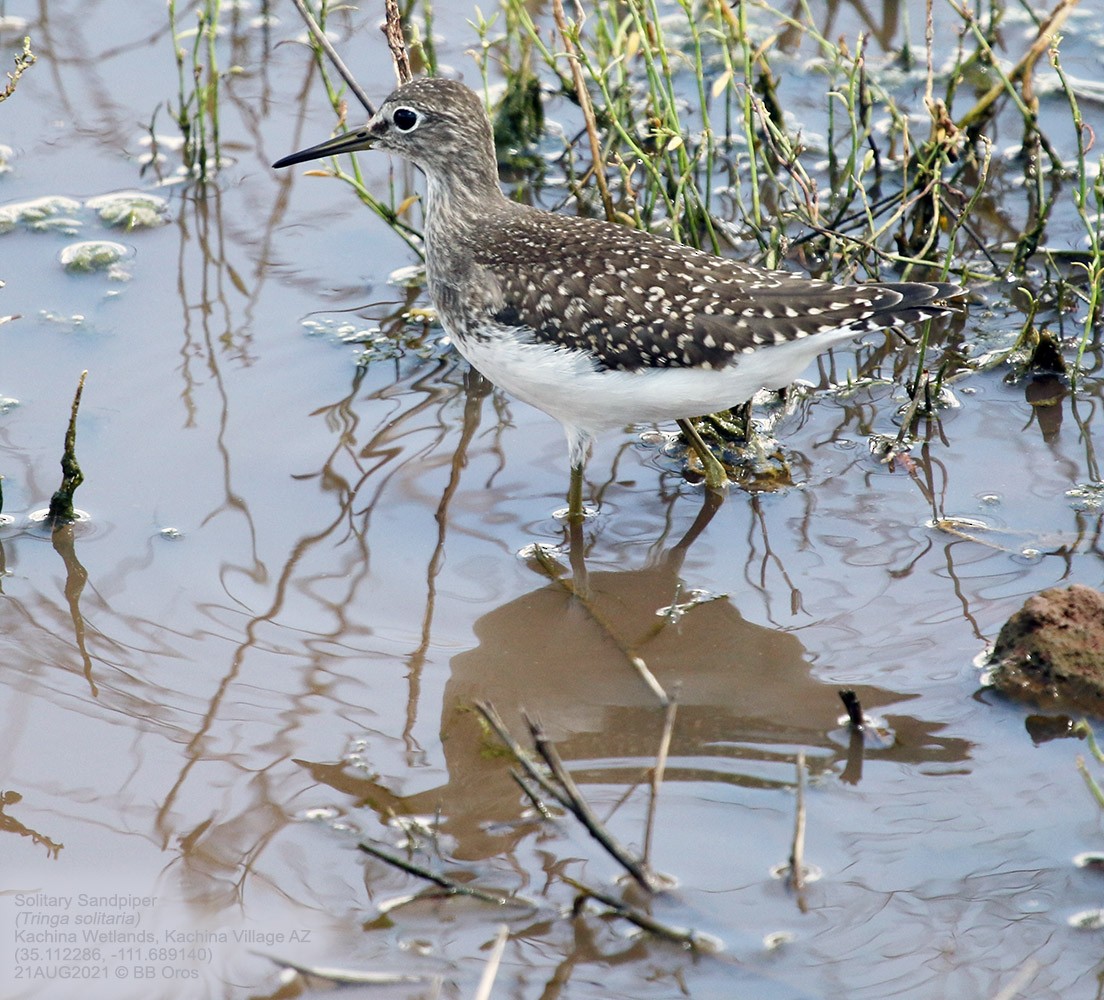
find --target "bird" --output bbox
[274,76,962,519]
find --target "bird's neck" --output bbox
[422,161,507,235]
[421,155,512,290]
[422,115,503,216]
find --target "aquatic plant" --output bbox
[167,0,225,181]
[0,36,36,103]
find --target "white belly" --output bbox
[455,325,861,446]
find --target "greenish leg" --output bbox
[567,463,586,523]
[677,418,729,492]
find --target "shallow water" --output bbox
[1,3,1103,999]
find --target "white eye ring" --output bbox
[392,107,419,132]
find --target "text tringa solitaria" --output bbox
[274,77,962,518]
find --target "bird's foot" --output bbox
[677,418,731,492]
[700,453,730,493]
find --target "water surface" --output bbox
[1,3,1103,998]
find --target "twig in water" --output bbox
[789,751,808,909]
[988,959,1040,1000]
[475,701,566,805]
[643,694,678,870]
[472,925,509,1000]
[510,770,555,820]
[629,655,670,706]
[563,876,705,950]
[254,953,435,988]
[524,712,657,894]
[475,702,657,893]
[522,553,669,706]
[839,689,865,730]
[356,839,512,907]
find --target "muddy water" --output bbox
[2,3,1103,999]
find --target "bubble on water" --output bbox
[299,806,342,822]
[763,930,795,950]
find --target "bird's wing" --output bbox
[476,211,957,372]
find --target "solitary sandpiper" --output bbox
[275,77,962,517]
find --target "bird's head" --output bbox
[273,77,495,182]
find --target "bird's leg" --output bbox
[567,463,586,523]
[563,429,595,523]
[567,515,589,596]
[677,418,729,492]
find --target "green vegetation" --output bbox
[0,36,36,104]
[167,0,226,181]
[271,0,1100,452]
[46,372,87,526]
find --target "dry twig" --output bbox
[564,877,706,949]
[524,712,657,893]
[287,0,375,114]
[789,751,808,909]
[643,695,678,868]
[551,0,615,222]
[383,0,412,84]
[473,925,509,1000]
[357,839,513,907]
[474,702,657,893]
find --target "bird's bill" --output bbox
[272,127,376,169]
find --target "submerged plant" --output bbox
[46,372,88,526]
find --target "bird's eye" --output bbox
[392,107,419,131]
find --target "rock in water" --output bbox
[988,584,1104,713]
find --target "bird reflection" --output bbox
[298,493,968,860]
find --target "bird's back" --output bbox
[455,204,956,374]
